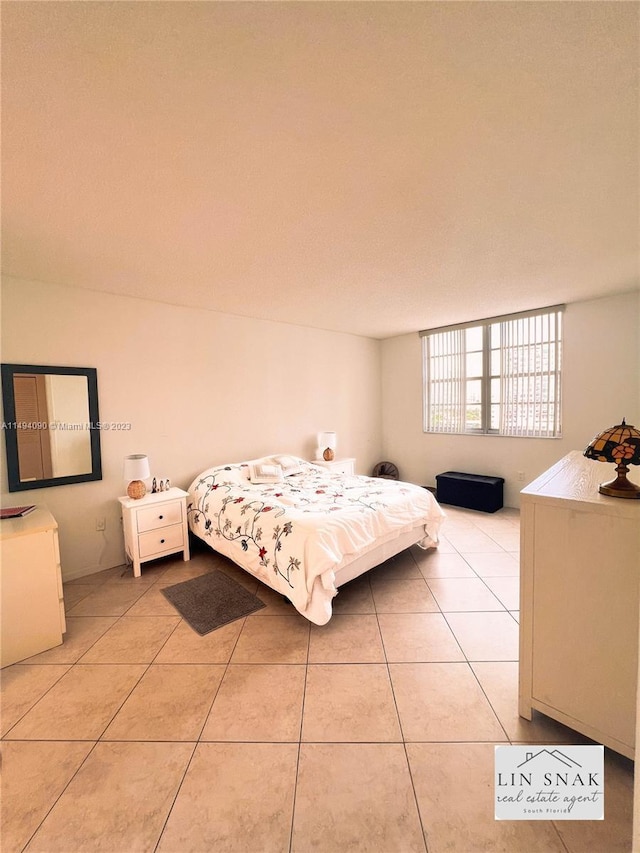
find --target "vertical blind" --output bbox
[499,310,562,437]
[421,305,563,437]
[423,328,465,433]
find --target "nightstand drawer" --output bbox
[136,502,183,533]
[138,523,185,558]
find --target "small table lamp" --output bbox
[584,419,640,499]
[318,431,337,462]
[124,454,151,499]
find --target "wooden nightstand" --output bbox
[118,487,190,577]
[311,458,356,476]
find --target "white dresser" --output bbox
[0,506,66,667]
[119,487,190,577]
[519,451,640,758]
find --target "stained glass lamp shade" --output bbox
[584,419,640,499]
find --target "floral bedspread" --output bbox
[187,459,444,624]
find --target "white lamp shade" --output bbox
[318,431,337,451]
[123,454,150,481]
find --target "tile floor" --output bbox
[1,506,634,852]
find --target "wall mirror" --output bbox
[1,364,102,492]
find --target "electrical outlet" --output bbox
[96,517,106,531]
[517,471,526,482]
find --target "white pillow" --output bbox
[265,454,303,476]
[248,462,284,484]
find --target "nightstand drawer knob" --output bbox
[159,515,164,520]
[160,538,165,544]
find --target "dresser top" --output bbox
[0,506,57,540]
[521,451,640,518]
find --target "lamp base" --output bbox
[127,479,147,500]
[323,447,335,461]
[598,472,640,499]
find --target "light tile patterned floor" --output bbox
[1,506,633,852]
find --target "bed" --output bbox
[187,455,445,625]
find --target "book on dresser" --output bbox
[0,505,36,519]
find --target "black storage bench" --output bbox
[435,471,504,513]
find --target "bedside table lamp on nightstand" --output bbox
[124,454,151,499]
[317,431,337,461]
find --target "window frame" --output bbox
[420,305,564,438]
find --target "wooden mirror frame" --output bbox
[1,363,102,492]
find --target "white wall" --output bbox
[381,291,639,507]
[3,281,636,575]
[1,277,382,578]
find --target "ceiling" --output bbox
[2,2,638,339]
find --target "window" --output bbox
[421,305,563,437]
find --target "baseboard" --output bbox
[62,560,126,583]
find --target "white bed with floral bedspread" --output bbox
[187,456,445,625]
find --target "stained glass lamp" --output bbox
[584,419,640,499]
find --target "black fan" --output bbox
[372,461,400,480]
